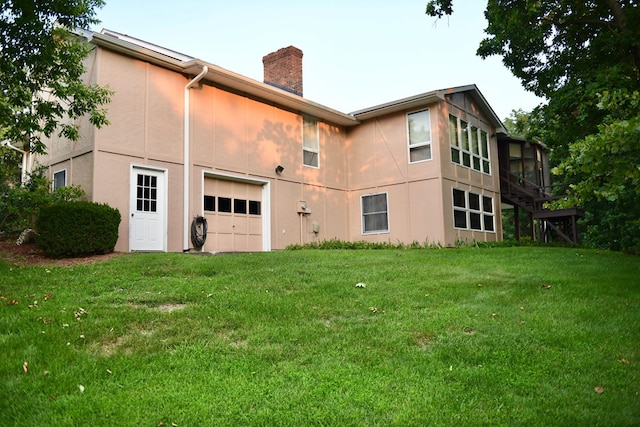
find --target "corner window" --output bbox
[52,170,66,191]
[362,193,389,234]
[407,109,432,163]
[449,114,491,174]
[452,188,494,232]
[303,117,319,168]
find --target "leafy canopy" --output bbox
[426,0,639,99]
[0,0,112,155]
[426,1,640,252]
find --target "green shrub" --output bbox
[0,165,85,235]
[36,201,121,257]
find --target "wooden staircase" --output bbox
[500,170,583,244]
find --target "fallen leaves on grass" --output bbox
[618,358,630,365]
[595,386,604,394]
[542,284,552,289]
[23,361,28,374]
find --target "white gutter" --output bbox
[1,140,31,185]
[183,65,208,252]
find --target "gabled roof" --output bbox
[351,85,506,133]
[90,30,360,127]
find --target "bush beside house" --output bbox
[36,201,121,257]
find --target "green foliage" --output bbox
[0,0,112,155]
[36,201,121,257]
[551,89,640,253]
[0,144,22,185]
[476,1,640,99]
[286,238,445,250]
[425,0,453,18]
[0,166,85,234]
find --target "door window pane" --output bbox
[136,173,158,213]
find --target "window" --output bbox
[207,196,261,216]
[218,197,232,213]
[449,114,491,174]
[249,200,261,215]
[52,170,66,191]
[362,193,389,234]
[407,109,432,163]
[453,189,467,228]
[452,188,494,232]
[234,199,247,214]
[303,117,319,167]
[204,196,215,212]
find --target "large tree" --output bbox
[427,0,640,252]
[0,0,111,155]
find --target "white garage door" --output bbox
[203,178,263,252]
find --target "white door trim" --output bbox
[129,165,168,252]
[201,170,271,251]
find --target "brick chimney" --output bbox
[262,46,303,96]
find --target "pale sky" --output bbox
[92,0,544,122]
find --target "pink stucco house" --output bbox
[40,29,509,253]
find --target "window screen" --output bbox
[362,193,389,233]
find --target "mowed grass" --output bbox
[1,247,639,426]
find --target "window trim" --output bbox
[452,188,495,233]
[52,169,67,191]
[302,116,320,168]
[407,108,432,164]
[361,192,390,235]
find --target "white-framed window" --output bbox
[303,116,319,168]
[52,169,66,191]
[449,114,491,174]
[361,193,389,234]
[452,188,495,232]
[407,109,432,163]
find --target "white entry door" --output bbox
[130,167,166,251]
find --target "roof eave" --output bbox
[350,91,444,121]
[91,32,359,127]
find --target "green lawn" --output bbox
[1,247,639,426]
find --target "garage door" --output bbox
[203,178,263,252]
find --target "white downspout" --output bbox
[183,65,208,252]
[1,140,31,185]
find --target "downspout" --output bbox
[183,65,208,252]
[1,140,31,185]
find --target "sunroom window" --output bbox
[452,188,494,232]
[449,114,491,174]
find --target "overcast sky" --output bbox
[92,0,545,121]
